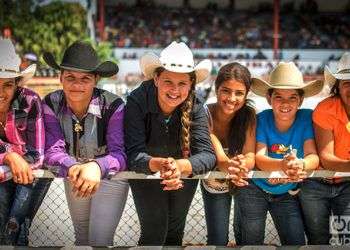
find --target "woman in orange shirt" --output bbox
[299,52,350,245]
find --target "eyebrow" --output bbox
[221,86,245,91]
[64,74,94,78]
[2,80,15,85]
[273,91,298,96]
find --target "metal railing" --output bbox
[8,169,349,246]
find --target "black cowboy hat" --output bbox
[43,41,118,77]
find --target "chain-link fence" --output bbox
[29,179,280,246]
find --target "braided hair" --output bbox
[154,67,196,158]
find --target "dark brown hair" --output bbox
[215,62,256,155]
[330,80,340,96]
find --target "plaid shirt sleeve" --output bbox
[23,95,45,169]
[43,101,77,177]
[0,92,45,170]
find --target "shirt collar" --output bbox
[62,88,102,119]
[11,87,29,113]
[335,97,349,124]
[148,82,161,114]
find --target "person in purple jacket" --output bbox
[42,41,128,246]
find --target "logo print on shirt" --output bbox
[270,144,290,154]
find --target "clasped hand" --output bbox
[159,157,184,191]
[220,154,249,187]
[68,161,101,198]
[280,152,306,183]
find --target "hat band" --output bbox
[337,69,350,74]
[162,63,193,69]
[0,68,19,73]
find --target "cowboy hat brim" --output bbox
[43,52,118,78]
[251,77,324,98]
[324,65,350,87]
[0,64,36,84]
[140,53,211,83]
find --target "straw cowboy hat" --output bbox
[140,41,212,83]
[43,41,118,77]
[251,62,324,98]
[0,38,36,83]
[324,52,350,86]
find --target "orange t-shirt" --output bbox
[313,96,350,160]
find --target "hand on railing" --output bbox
[226,154,249,187]
[160,157,184,191]
[68,161,101,198]
[281,148,307,183]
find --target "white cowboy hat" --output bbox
[324,52,350,86]
[251,62,324,98]
[140,41,212,83]
[0,38,36,83]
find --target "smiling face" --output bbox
[0,78,17,113]
[216,79,247,117]
[154,70,193,115]
[60,70,97,107]
[267,89,303,124]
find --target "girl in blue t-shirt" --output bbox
[234,62,322,245]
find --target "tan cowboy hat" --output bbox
[0,38,36,83]
[324,52,350,86]
[251,62,323,98]
[140,41,212,83]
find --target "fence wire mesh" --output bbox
[29,179,280,246]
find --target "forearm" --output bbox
[95,154,126,178]
[149,157,164,173]
[210,134,228,162]
[244,152,255,170]
[255,155,283,171]
[320,154,350,171]
[176,159,192,177]
[44,149,77,177]
[303,153,319,171]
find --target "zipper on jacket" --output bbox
[74,121,83,160]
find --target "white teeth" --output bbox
[167,94,178,99]
[280,109,291,113]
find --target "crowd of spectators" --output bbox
[104,1,350,49]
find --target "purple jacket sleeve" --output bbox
[95,104,127,177]
[43,102,77,177]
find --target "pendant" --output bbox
[74,122,83,132]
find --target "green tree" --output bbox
[1,1,88,63]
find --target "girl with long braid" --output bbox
[124,41,216,246]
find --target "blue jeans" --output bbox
[234,182,305,245]
[299,179,350,245]
[201,183,241,245]
[0,178,52,245]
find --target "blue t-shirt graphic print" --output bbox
[253,109,314,194]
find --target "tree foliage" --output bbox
[0,1,116,64]
[0,0,88,63]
